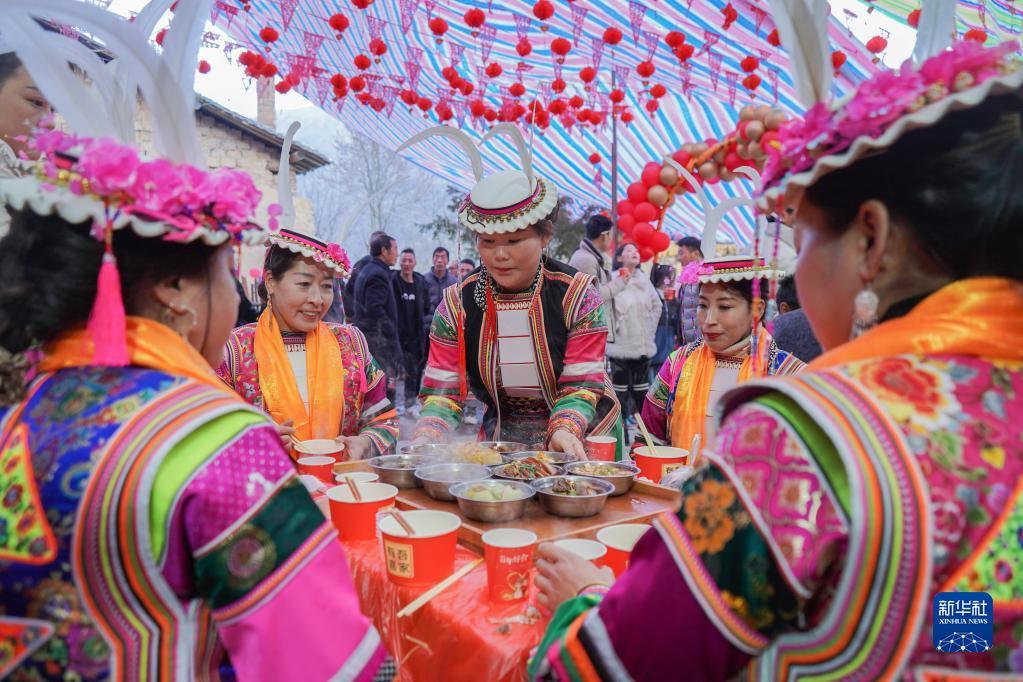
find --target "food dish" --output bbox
[414,463,492,501]
[563,461,640,497]
[493,458,563,481]
[367,455,432,489]
[461,482,529,502]
[449,480,536,523]
[451,442,504,466]
[531,476,615,518]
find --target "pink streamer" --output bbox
[590,36,606,70]
[642,30,659,60]
[709,52,723,91]
[628,0,647,43]
[314,76,332,105]
[366,16,387,41]
[480,25,497,63]
[398,0,417,34]
[302,31,326,57]
[725,70,738,107]
[449,42,466,67]
[280,0,299,32]
[513,14,532,41]
[570,5,589,45]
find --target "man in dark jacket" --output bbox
[353,232,402,401]
[393,248,430,413]
[772,275,823,363]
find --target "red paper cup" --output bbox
[297,455,337,484]
[585,435,617,462]
[334,471,380,485]
[326,482,398,541]
[295,438,347,461]
[553,538,607,563]
[597,523,650,577]
[378,510,461,585]
[482,529,538,604]
[632,446,689,484]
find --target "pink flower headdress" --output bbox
[760,40,1022,204]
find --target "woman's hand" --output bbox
[535,543,614,613]
[336,434,375,460]
[274,419,295,449]
[548,429,586,460]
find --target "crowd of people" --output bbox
[1,6,1021,681]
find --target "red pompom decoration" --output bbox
[551,77,566,93]
[469,99,486,117]
[636,61,655,78]
[460,81,474,96]
[579,66,597,83]
[649,83,667,98]
[259,27,278,43]
[486,62,503,78]
[417,97,432,112]
[674,43,695,61]
[551,37,572,56]
[964,28,987,43]
[740,55,759,73]
[831,50,847,70]
[510,82,526,97]
[721,3,738,30]
[609,89,625,103]
[588,152,601,164]
[516,38,533,57]
[603,27,623,45]
[645,100,659,114]
[767,28,780,47]
[665,31,686,48]
[275,81,291,93]
[742,74,762,91]
[428,17,448,37]
[621,111,634,124]
[354,54,371,70]
[532,0,554,21]
[548,98,567,114]
[349,75,366,92]
[907,9,921,28]
[197,60,211,74]
[331,73,347,89]
[569,95,585,109]
[155,28,167,46]
[260,63,277,78]
[368,38,387,56]
[464,8,486,28]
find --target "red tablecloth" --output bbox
[342,539,546,682]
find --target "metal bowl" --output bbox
[563,461,640,497]
[501,450,578,465]
[366,455,432,489]
[492,462,564,482]
[476,440,528,454]
[530,475,615,518]
[449,480,535,523]
[398,443,452,457]
[414,463,492,501]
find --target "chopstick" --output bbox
[390,509,416,536]
[396,558,484,619]
[345,476,362,502]
[633,413,659,455]
[689,434,702,469]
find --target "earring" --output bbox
[850,282,879,339]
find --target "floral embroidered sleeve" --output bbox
[546,282,610,442]
[415,291,464,442]
[639,350,684,446]
[154,413,384,680]
[530,393,850,680]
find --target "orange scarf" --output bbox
[253,307,345,441]
[40,317,238,399]
[669,330,771,448]
[810,277,1023,369]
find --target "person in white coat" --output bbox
[605,242,661,420]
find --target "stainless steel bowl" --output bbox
[414,463,492,501]
[366,455,432,489]
[492,462,564,482]
[476,440,528,454]
[531,475,615,518]
[501,450,578,465]
[449,480,535,523]
[563,461,640,497]
[398,442,452,457]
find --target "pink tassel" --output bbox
[88,252,129,366]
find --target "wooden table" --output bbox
[326,461,682,681]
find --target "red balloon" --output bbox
[617,200,635,216]
[633,222,655,246]
[651,229,671,253]
[633,202,658,223]
[617,215,636,234]
[626,182,647,203]
[602,27,623,45]
[428,17,448,36]
[484,109,497,122]
[639,246,655,262]
[641,162,662,188]
[533,0,554,21]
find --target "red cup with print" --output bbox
[597,523,650,577]
[326,482,398,541]
[584,435,617,462]
[482,529,538,604]
[296,455,337,484]
[631,446,689,484]
[378,510,461,585]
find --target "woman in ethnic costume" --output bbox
[0,4,382,680]
[218,126,398,459]
[530,26,1023,682]
[403,125,621,459]
[640,257,804,453]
